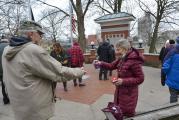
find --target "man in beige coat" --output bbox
[2,21,85,120]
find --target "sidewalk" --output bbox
[0,64,170,120]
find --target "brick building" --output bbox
[94,12,135,47]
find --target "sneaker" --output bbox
[79,83,86,87]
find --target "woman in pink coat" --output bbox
[98,39,144,117]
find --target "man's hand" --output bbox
[94,60,101,65]
[63,60,68,64]
[81,67,87,74]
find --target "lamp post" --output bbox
[138,39,143,48]
[90,41,95,49]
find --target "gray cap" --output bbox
[19,21,44,34]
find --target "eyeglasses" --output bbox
[37,31,43,38]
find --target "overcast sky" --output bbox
[32,0,179,37]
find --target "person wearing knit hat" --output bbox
[97,38,144,118]
[159,39,175,86]
[162,36,179,103]
[68,41,85,86]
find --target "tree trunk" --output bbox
[118,0,122,12]
[76,0,86,52]
[77,15,86,52]
[149,21,160,53]
[114,0,117,13]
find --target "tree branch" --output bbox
[70,0,77,14]
[36,0,69,16]
[84,0,94,16]
[93,1,112,14]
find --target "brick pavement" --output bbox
[55,64,115,104]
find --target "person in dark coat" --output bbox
[0,35,10,104]
[109,44,116,76]
[68,41,85,86]
[97,40,111,80]
[50,43,69,91]
[97,39,144,117]
[159,40,170,63]
[159,39,175,86]
[162,36,179,103]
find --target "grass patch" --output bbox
[143,62,161,68]
[159,115,179,120]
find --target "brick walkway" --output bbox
[55,64,115,104]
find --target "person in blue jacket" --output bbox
[162,36,179,103]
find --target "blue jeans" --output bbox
[169,87,179,103]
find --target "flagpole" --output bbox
[69,0,73,46]
[28,0,31,20]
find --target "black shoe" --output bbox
[64,87,68,92]
[79,83,86,87]
[74,83,77,87]
[99,78,102,80]
[3,98,10,105]
[103,78,109,80]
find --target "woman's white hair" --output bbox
[116,38,130,50]
[164,40,170,48]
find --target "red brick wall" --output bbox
[143,53,160,67]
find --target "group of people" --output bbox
[159,37,179,103]
[5,19,179,120]
[0,20,144,120]
[0,20,146,120]
[50,41,85,92]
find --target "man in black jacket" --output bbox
[0,35,10,104]
[97,40,111,80]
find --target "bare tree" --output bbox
[36,0,94,51]
[70,0,94,51]
[0,0,27,35]
[40,8,68,42]
[93,0,124,14]
[138,0,179,53]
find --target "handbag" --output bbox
[102,102,123,120]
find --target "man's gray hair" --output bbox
[17,30,30,39]
[116,38,130,50]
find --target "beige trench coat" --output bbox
[2,42,84,120]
